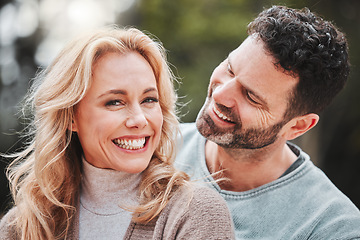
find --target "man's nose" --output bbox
[125,106,148,129]
[212,79,237,109]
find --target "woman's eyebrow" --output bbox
[143,87,157,94]
[98,89,127,98]
[98,87,157,99]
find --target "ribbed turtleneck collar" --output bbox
[80,158,142,215]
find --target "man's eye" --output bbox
[246,92,259,104]
[227,65,234,76]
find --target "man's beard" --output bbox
[196,98,287,149]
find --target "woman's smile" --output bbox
[112,136,148,150]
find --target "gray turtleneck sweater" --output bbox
[79,159,141,240]
[0,160,235,239]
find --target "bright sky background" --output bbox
[1,0,136,68]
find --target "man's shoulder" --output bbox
[301,166,360,238]
[178,122,205,150]
[220,156,360,239]
[175,122,205,175]
[179,122,198,138]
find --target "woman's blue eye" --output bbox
[143,97,159,104]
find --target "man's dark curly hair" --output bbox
[248,6,349,119]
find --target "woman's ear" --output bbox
[70,119,78,132]
[283,113,319,140]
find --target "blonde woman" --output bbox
[0,27,234,239]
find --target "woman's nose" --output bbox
[125,106,148,129]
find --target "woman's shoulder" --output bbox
[159,183,235,239]
[174,183,231,216]
[0,207,18,240]
[191,183,226,203]
[177,183,226,206]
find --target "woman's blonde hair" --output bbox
[6,26,189,240]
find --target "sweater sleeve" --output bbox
[159,184,235,240]
[0,207,17,240]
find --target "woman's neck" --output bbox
[80,158,142,215]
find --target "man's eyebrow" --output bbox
[228,53,269,109]
[98,87,157,98]
[226,52,233,69]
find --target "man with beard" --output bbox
[175,5,360,239]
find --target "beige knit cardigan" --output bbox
[0,185,235,239]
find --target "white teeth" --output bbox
[214,106,232,122]
[114,137,146,150]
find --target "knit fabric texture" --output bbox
[79,159,141,239]
[175,122,360,239]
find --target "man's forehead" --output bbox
[227,36,260,62]
[228,37,299,80]
[226,37,298,110]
